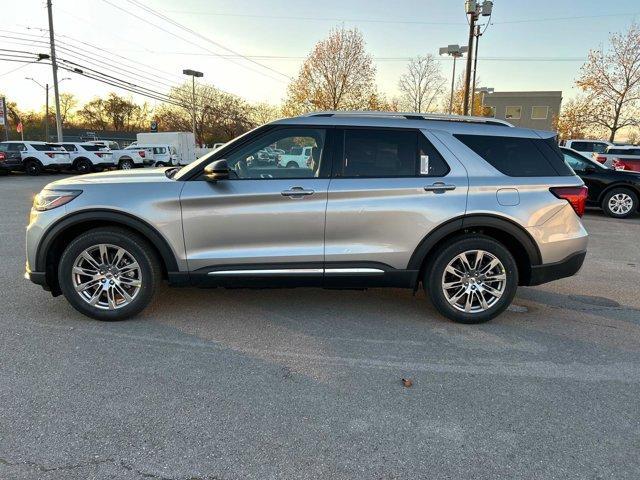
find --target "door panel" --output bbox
[325,129,468,270]
[180,179,329,270]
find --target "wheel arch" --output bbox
[408,215,542,287]
[597,182,640,206]
[36,210,180,295]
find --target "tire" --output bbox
[57,227,161,321]
[602,188,637,218]
[119,158,134,170]
[425,234,519,324]
[74,158,93,174]
[24,159,42,176]
[286,161,298,168]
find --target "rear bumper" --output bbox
[527,250,586,286]
[0,160,23,171]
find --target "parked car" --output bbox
[593,145,640,171]
[110,144,152,169]
[563,139,613,159]
[26,112,588,324]
[126,143,178,166]
[0,141,26,174]
[61,143,116,174]
[135,132,196,165]
[87,140,121,150]
[561,146,640,218]
[277,145,314,168]
[4,141,71,175]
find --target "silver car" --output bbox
[25,112,588,324]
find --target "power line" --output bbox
[99,0,288,83]
[125,0,292,81]
[0,61,34,77]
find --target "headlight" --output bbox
[33,189,82,211]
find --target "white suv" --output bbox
[126,143,178,166]
[11,141,71,175]
[61,143,116,174]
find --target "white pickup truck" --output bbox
[276,146,313,168]
[87,141,151,170]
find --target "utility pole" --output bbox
[26,77,69,141]
[47,0,63,142]
[462,5,477,116]
[462,1,493,115]
[470,25,481,115]
[182,69,203,145]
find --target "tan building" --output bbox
[481,91,562,131]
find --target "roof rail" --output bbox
[301,110,514,127]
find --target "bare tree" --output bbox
[283,27,377,115]
[59,93,78,126]
[398,55,445,112]
[576,23,640,141]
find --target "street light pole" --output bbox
[439,45,468,115]
[182,69,204,145]
[47,0,63,142]
[470,25,481,115]
[462,1,493,115]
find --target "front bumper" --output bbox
[25,267,49,289]
[527,250,586,286]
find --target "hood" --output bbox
[46,167,174,188]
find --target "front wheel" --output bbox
[425,235,518,324]
[602,188,637,218]
[58,227,161,321]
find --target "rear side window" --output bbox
[80,144,101,151]
[454,134,573,177]
[570,142,589,151]
[339,129,449,177]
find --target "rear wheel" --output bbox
[602,188,637,218]
[119,158,134,170]
[425,235,518,324]
[58,227,161,321]
[74,158,93,174]
[286,161,297,168]
[24,159,42,176]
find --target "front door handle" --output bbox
[424,182,456,193]
[281,186,315,197]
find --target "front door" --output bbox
[324,128,468,282]
[180,126,331,284]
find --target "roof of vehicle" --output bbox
[566,139,612,144]
[606,145,638,150]
[271,111,555,139]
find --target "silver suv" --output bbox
[25,112,589,324]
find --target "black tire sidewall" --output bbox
[602,188,638,218]
[25,160,42,176]
[76,159,92,174]
[58,229,160,321]
[426,235,519,324]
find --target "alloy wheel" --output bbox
[441,249,507,313]
[71,244,142,310]
[608,193,633,215]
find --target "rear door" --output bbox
[324,128,468,278]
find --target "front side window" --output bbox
[153,147,167,154]
[593,143,608,154]
[505,106,522,120]
[562,151,589,172]
[225,128,326,179]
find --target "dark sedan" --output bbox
[561,146,640,218]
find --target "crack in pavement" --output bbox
[0,456,223,480]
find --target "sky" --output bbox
[1,0,639,112]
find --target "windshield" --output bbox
[174,124,266,181]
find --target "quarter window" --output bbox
[339,129,449,178]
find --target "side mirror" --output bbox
[204,159,230,181]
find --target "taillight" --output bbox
[0,152,5,161]
[612,158,625,170]
[46,152,54,158]
[550,186,588,217]
[139,150,145,158]
[95,152,103,158]
[595,155,607,164]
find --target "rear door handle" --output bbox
[281,186,315,198]
[424,182,456,193]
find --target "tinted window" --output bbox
[339,129,448,178]
[153,147,166,154]
[570,142,589,151]
[455,134,573,177]
[593,143,608,154]
[562,151,589,172]
[80,144,101,151]
[62,144,77,151]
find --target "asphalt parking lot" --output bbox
[1,173,639,480]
